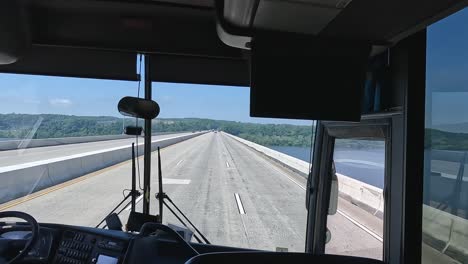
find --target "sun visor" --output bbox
[150,54,249,86]
[250,33,371,121]
[0,2,30,64]
[0,45,138,81]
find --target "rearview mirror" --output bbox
[118,96,160,120]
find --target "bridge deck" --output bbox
[0,132,382,258]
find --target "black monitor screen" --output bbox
[250,35,371,121]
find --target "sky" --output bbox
[0,7,467,127]
[426,7,468,126]
[0,74,310,125]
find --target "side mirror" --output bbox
[328,161,338,215]
[118,96,160,120]
[305,161,339,214]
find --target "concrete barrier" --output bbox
[422,149,468,262]
[0,131,186,151]
[423,205,468,262]
[222,132,310,176]
[0,132,206,204]
[223,132,384,216]
[336,173,384,217]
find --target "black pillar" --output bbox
[143,55,152,214]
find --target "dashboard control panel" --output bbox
[53,230,127,264]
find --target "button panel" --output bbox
[53,230,126,264]
[54,231,93,264]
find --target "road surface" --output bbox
[0,132,382,258]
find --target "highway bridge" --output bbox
[0,132,384,258]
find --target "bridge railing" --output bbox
[0,132,207,205]
[0,131,190,151]
[423,149,468,262]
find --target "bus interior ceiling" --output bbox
[0,0,466,120]
[0,1,467,264]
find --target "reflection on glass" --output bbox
[326,139,385,260]
[423,7,468,264]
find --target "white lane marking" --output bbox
[163,178,191,185]
[269,165,306,191]
[226,161,230,168]
[0,134,194,173]
[176,159,184,166]
[269,163,383,242]
[234,193,245,214]
[125,195,144,211]
[337,209,383,242]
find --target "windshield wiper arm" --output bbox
[155,147,210,244]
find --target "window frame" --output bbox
[306,113,399,263]
[305,30,427,264]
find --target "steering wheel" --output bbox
[0,211,39,264]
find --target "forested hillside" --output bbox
[3,114,468,149]
[0,114,313,147]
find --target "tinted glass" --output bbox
[423,7,468,264]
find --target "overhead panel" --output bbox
[253,0,351,34]
[30,1,240,59]
[150,54,249,86]
[0,45,138,81]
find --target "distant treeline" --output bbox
[0,114,124,139]
[155,118,313,147]
[2,114,464,149]
[0,114,314,147]
[425,128,468,151]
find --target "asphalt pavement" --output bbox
[0,132,383,257]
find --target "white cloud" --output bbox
[23,98,41,104]
[49,98,72,107]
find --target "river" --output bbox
[267,145,385,188]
